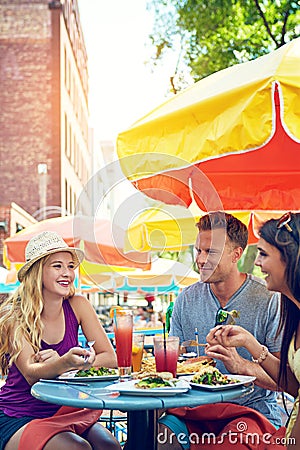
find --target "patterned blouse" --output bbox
[286,334,300,439]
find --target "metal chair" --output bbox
[99,410,127,445]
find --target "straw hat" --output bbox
[18,231,84,282]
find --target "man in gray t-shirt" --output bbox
[159,212,281,450]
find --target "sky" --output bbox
[78,0,177,142]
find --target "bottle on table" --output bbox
[165,295,174,333]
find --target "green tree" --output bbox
[147,0,300,91]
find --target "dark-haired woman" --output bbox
[207,212,300,448]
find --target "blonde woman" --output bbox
[0,231,121,450]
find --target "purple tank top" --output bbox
[0,299,79,418]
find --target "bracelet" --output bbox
[252,345,269,364]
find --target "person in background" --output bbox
[208,212,300,449]
[145,293,155,307]
[158,211,282,450]
[146,310,163,328]
[134,306,149,327]
[0,231,121,450]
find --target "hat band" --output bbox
[26,245,71,262]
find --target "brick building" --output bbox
[0,0,92,221]
[0,203,37,265]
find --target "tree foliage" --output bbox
[147,0,300,90]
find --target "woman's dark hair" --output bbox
[259,213,300,389]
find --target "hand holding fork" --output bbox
[180,340,206,354]
[84,340,95,363]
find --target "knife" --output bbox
[40,378,89,386]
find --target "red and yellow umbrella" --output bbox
[4,215,151,273]
[125,204,291,251]
[117,38,300,212]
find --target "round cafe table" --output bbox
[31,379,253,450]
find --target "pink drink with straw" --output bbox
[153,336,179,377]
[113,310,133,378]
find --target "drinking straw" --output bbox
[163,322,167,361]
[114,309,118,330]
[195,327,200,357]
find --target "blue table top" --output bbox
[31,379,253,412]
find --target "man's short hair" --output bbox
[196,211,248,250]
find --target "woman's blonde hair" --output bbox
[0,255,75,376]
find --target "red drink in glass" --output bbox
[153,336,179,378]
[113,311,133,378]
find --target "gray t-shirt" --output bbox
[170,274,282,427]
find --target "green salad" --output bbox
[192,366,240,386]
[135,375,177,389]
[75,367,117,377]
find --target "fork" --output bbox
[181,340,207,348]
[84,340,95,363]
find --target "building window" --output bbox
[69,185,72,214]
[64,46,67,88]
[16,223,24,233]
[69,123,72,163]
[64,113,68,156]
[65,179,68,214]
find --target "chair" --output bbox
[277,391,294,425]
[100,410,127,445]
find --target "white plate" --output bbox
[181,352,198,358]
[176,372,196,377]
[106,379,191,396]
[183,374,256,391]
[58,370,119,382]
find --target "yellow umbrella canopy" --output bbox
[117,38,300,211]
[125,205,297,252]
[113,257,199,289]
[79,258,199,292]
[80,211,288,291]
[125,203,200,252]
[79,259,134,289]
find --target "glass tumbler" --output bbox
[113,310,133,379]
[153,336,179,377]
[132,333,145,372]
